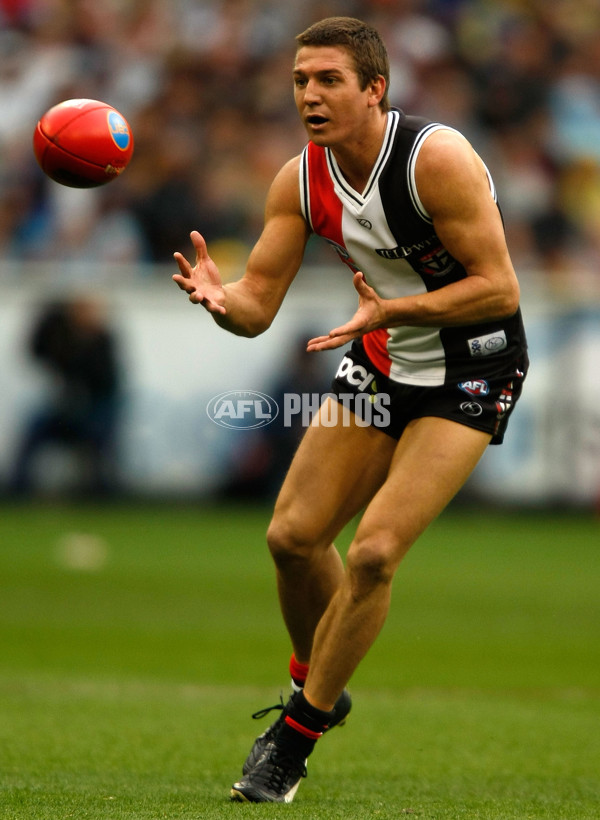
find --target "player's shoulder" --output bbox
[416,126,476,177]
[265,154,304,216]
[415,125,495,218]
[272,154,302,185]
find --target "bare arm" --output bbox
[308,130,521,351]
[173,156,310,338]
[402,128,520,324]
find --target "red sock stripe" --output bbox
[289,654,310,684]
[284,715,323,740]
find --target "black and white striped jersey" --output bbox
[299,109,527,387]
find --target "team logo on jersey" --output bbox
[375,235,451,271]
[357,218,372,230]
[376,237,435,259]
[458,379,489,396]
[417,245,454,276]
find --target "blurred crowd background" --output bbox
[2,0,600,287]
[1,0,600,504]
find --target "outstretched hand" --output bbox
[306,272,386,352]
[172,231,226,314]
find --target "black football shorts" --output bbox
[330,339,528,445]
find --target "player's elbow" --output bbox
[214,311,273,338]
[496,278,520,318]
[237,315,274,337]
[234,323,270,339]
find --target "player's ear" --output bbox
[367,75,386,108]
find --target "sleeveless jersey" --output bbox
[299,109,527,387]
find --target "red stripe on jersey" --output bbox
[363,328,392,376]
[306,142,344,244]
[306,143,392,372]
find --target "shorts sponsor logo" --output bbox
[207,390,278,429]
[335,355,376,391]
[458,379,489,396]
[467,330,507,357]
[460,401,483,417]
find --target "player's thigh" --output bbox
[351,416,492,570]
[271,397,397,548]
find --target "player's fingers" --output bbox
[353,271,372,295]
[185,286,225,312]
[306,334,330,349]
[307,336,350,352]
[194,295,227,314]
[307,331,355,351]
[190,230,209,262]
[172,273,188,290]
[328,317,363,338]
[172,252,192,278]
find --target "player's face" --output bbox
[293,46,380,147]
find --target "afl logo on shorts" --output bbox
[459,379,489,397]
[108,111,131,150]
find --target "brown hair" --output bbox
[296,17,390,112]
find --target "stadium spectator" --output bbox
[7,296,122,498]
[0,0,598,283]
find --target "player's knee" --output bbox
[346,535,400,598]
[266,512,321,567]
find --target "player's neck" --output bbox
[330,111,388,194]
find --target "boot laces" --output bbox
[266,747,307,793]
[251,694,285,722]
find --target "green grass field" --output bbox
[0,502,598,819]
